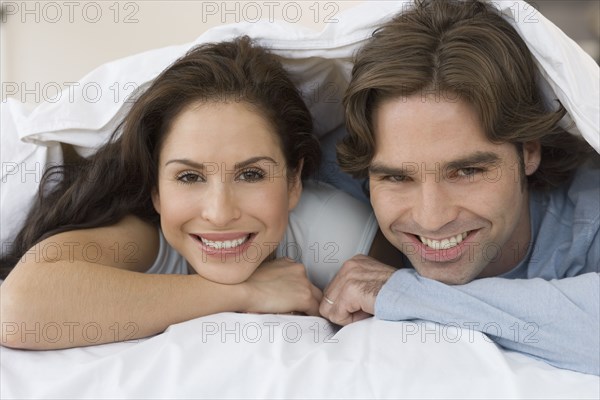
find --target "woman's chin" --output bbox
[188,264,257,285]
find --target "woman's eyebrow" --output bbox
[165,158,204,169]
[164,156,279,169]
[235,156,279,169]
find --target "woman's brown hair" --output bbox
[338,0,593,186]
[1,36,320,279]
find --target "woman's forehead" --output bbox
[160,101,285,163]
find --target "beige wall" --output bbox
[1,0,598,108]
[0,0,362,107]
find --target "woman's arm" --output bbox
[0,216,320,349]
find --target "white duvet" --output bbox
[2,313,599,399]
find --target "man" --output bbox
[320,0,599,375]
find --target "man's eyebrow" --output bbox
[444,151,501,170]
[368,151,501,176]
[368,162,411,176]
[165,156,279,169]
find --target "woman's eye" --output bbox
[177,172,203,184]
[238,169,265,182]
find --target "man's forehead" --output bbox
[372,95,489,148]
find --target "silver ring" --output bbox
[324,296,335,305]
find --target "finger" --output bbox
[332,300,360,326]
[311,284,323,302]
[319,289,338,318]
[297,283,323,317]
[321,294,353,325]
[303,296,322,317]
[332,310,372,326]
[329,307,355,326]
[325,282,374,326]
[351,310,372,323]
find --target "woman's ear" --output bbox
[523,140,542,176]
[287,159,304,211]
[151,187,161,214]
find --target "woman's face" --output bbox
[152,101,302,284]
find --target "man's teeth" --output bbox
[200,235,249,249]
[419,232,468,250]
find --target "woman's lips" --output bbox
[191,233,256,256]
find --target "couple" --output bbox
[1,0,598,375]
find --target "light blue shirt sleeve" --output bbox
[376,270,599,375]
[375,167,600,375]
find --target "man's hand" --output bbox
[319,255,396,325]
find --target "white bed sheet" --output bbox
[2,313,599,399]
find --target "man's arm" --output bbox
[322,211,600,376]
[376,268,599,376]
[320,247,600,376]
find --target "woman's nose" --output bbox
[200,184,241,227]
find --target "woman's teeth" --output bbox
[200,235,249,249]
[419,232,468,250]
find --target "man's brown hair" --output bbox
[338,0,593,188]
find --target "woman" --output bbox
[0,37,394,349]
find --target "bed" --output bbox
[1,1,599,398]
[2,314,599,398]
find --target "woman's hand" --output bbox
[241,258,323,316]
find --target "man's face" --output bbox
[369,94,541,284]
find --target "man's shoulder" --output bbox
[533,166,599,224]
[566,167,599,222]
[527,166,599,278]
[568,166,600,195]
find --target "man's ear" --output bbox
[523,140,542,176]
[288,159,304,211]
[151,187,161,214]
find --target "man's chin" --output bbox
[413,264,476,285]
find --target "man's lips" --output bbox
[403,229,480,263]
[418,231,469,250]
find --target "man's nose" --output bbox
[412,181,459,233]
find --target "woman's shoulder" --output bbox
[289,180,376,243]
[26,215,160,272]
[285,180,378,289]
[145,228,189,275]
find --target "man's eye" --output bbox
[177,172,203,184]
[456,168,482,177]
[383,175,411,183]
[238,168,265,182]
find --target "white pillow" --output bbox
[2,0,598,252]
